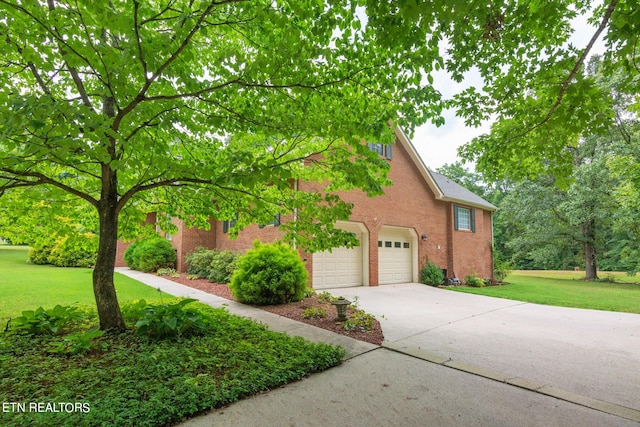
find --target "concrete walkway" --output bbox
[116,269,640,426]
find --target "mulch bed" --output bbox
[164,274,384,346]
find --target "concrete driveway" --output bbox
[330,283,640,415]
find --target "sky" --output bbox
[409,13,607,172]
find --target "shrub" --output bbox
[29,240,54,265]
[208,250,241,284]
[419,261,444,286]
[185,247,217,277]
[123,240,141,268]
[29,233,98,268]
[229,241,308,305]
[185,248,241,283]
[124,237,176,272]
[465,274,485,287]
[494,258,513,282]
[47,233,98,267]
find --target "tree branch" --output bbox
[510,0,619,141]
[0,168,98,207]
[46,0,94,109]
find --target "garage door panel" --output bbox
[313,225,364,289]
[378,229,413,285]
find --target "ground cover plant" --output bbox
[448,270,640,314]
[1,299,345,427]
[0,246,169,323]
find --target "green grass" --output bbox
[0,245,168,323]
[0,245,345,426]
[449,270,640,313]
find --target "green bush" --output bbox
[208,250,241,284]
[28,239,54,265]
[465,274,485,287]
[493,258,513,283]
[229,241,308,305]
[47,233,98,267]
[124,237,176,272]
[123,240,141,269]
[185,246,216,277]
[419,261,444,286]
[27,233,97,268]
[185,248,241,283]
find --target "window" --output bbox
[385,241,392,247]
[259,213,281,228]
[454,205,476,232]
[394,241,401,248]
[367,142,393,160]
[222,213,239,234]
[403,242,410,249]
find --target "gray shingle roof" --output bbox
[428,171,497,211]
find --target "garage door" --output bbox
[312,223,364,289]
[378,228,413,285]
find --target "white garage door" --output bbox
[378,228,413,285]
[312,223,364,289]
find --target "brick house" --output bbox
[116,128,496,288]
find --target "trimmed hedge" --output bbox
[229,241,308,305]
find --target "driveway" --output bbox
[329,283,640,414]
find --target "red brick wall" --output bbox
[449,205,494,280]
[172,218,216,272]
[296,136,456,286]
[116,135,494,283]
[211,135,494,286]
[114,212,157,267]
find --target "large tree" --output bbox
[452,0,639,181]
[0,1,446,330]
[2,1,636,330]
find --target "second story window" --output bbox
[368,142,392,160]
[454,205,476,232]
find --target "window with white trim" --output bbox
[454,205,476,232]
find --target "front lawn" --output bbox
[0,246,345,426]
[0,245,169,323]
[448,270,640,314]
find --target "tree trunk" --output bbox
[93,167,126,331]
[582,220,598,281]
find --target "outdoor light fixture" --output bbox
[331,297,351,322]
[421,234,428,241]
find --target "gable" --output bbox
[393,128,497,212]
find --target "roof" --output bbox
[394,128,498,212]
[428,171,497,211]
